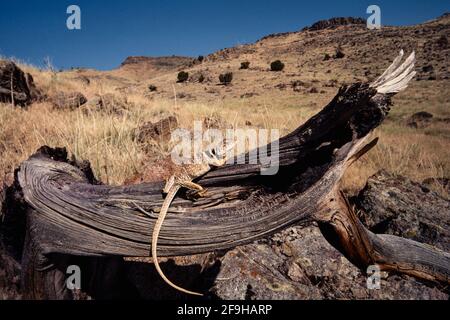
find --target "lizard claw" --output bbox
[186,188,208,199]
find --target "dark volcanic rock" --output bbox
[210,225,447,300]
[353,170,450,251]
[422,177,450,195]
[51,91,87,110]
[135,116,178,144]
[406,111,434,128]
[0,60,41,106]
[120,56,193,71]
[303,17,366,32]
[0,242,22,299]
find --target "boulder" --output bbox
[135,116,178,144]
[353,170,450,251]
[0,242,22,299]
[82,93,128,114]
[210,225,447,299]
[406,111,434,128]
[51,91,87,110]
[423,177,450,195]
[0,60,40,106]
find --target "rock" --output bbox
[77,76,90,86]
[436,35,448,49]
[303,17,365,32]
[0,242,22,299]
[423,177,450,195]
[334,46,345,59]
[240,92,257,98]
[210,225,447,300]
[406,111,434,128]
[353,170,450,251]
[0,60,41,106]
[135,116,178,144]
[291,80,307,92]
[51,91,87,110]
[177,92,192,99]
[82,93,128,114]
[422,65,434,73]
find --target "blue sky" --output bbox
[0,0,448,70]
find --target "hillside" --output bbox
[101,13,449,105]
[1,14,449,191]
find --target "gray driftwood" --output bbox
[1,52,449,299]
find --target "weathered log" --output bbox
[1,51,449,299]
[12,83,385,258]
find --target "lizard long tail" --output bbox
[152,185,203,296]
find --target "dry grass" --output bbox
[1,44,449,198]
[0,61,311,185]
[342,129,450,198]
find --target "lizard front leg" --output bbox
[179,180,208,197]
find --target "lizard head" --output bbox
[202,140,235,165]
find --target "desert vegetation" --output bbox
[270,59,285,71]
[219,72,233,85]
[240,61,250,69]
[177,71,189,83]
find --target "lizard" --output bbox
[150,140,234,296]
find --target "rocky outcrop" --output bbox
[353,170,450,252]
[0,60,41,106]
[209,225,447,300]
[135,116,178,144]
[207,170,450,299]
[406,111,434,128]
[406,111,450,128]
[120,56,193,70]
[51,91,87,110]
[0,242,21,299]
[82,93,128,114]
[303,17,366,31]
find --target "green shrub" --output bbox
[177,71,189,83]
[219,72,233,85]
[240,61,250,69]
[270,60,284,71]
[323,53,331,61]
[148,85,157,92]
[334,46,345,59]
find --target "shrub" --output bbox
[198,74,205,83]
[197,55,204,63]
[219,72,233,85]
[177,71,189,83]
[270,60,284,72]
[240,61,250,69]
[334,46,345,59]
[323,53,331,61]
[437,35,448,48]
[148,85,157,92]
